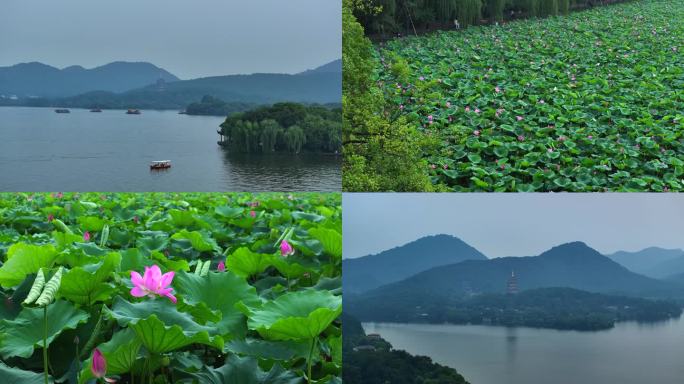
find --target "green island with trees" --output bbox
[217,102,342,154]
[342,313,470,384]
[348,287,683,331]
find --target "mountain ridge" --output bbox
[343,234,488,294]
[0,59,342,108]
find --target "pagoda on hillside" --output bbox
[507,270,518,295]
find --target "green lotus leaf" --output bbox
[136,235,169,253]
[77,216,106,232]
[59,252,121,305]
[0,300,89,359]
[168,209,196,227]
[292,212,325,223]
[180,355,301,384]
[171,229,220,252]
[103,296,223,353]
[215,206,245,219]
[226,247,277,278]
[0,361,51,384]
[307,228,342,260]
[0,243,57,289]
[173,271,260,337]
[240,290,341,341]
[225,338,310,361]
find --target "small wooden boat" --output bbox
[55,109,70,113]
[178,110,187,115]
[150,160,171,170]
[90,108,102,112]
[126,109,141,115]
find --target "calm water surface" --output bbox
[363,318,684,384]
[0,107,340,191]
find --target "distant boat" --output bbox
[55,109,70,113]
[90,108,102,112]
[150,160,171,170]
[178,110,187,114]
[126,109,141,115]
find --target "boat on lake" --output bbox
[126,109,141,115]
[150,160,171,170]
[55,109,70,113]
[90,108,102,112]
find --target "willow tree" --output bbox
[539,0,559,17]
[484,0,505,21]
[455,0,482,26]
[260,119,281,152]
[284,126,306,153]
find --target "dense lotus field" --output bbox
[0,192,341,383]
[378,0,683,191]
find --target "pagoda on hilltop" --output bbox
[507,270,518,295]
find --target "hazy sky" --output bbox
[343,194,684,259]
[0,0,341,79]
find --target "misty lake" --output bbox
[363,318,684,384]
[0,107,340,191]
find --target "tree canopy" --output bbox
[218,103,342,154]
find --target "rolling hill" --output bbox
[0,61,179,98]
[607,247,684,279]
[0,60,341,109]
[343,234,487,294]
[345,242,684,321]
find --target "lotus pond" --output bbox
[0,192,342,383]
[378,0,684,191]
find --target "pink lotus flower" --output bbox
[465,106,471,112]
[473,130,481,137]
[130,265,177,303]
[587,135,593,139]
[56,192,63,199]
[539,99,545,104]
[495,86,501,93]
[83,232,91,242]
[430,164,437,169]
[474,108,481,114]
[47,214,54,223]
[558,136,567,142]
[516,116,524,121]
[517,135,525,142]
[280,240,295,257]
[419,76,425,81]
[399,104,404,110]
[133,216,139,224]
[91,348,116,382]
[443,164,448,170]
[250,210,256,218]
[547,148,554,153]
[427,115,433,121]
[217,261,226,272]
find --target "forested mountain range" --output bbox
[343,234,487,294]
[0,60,341,109]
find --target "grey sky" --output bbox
[0,0,341,79]
[343,193,684,259]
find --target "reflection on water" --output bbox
[220,152,341,192]
[0,107,340,191]
[363,317,684,384]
